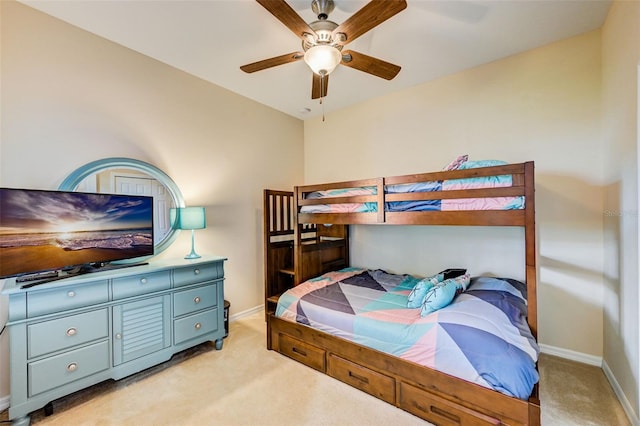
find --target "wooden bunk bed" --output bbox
[263,161,539,425]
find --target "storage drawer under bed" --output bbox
[327,354,395,405]
[399,381,501,426]
[278,334,325,372]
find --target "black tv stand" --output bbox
[17,262,149,289]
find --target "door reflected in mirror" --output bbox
[59,158,185,257]
[75,168,173,245]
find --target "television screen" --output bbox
[0,187,154,279]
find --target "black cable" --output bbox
[0,324,5,337]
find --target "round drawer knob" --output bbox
[66,327,77,337]
[115,333,122,339]
[194,269,200,275]
[67,291,76,297]
[194,322,202,330]
[140,278,147,284]
[193,296,201,304]
[67,362,78,372]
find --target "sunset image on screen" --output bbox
[0,188,154,278]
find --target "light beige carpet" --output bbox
[1,311,631,426]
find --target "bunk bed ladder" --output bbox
[264,190,297,317]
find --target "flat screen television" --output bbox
[0,187,154,283]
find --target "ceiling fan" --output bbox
[240,0,407,100]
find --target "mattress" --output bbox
[275,268,539,399]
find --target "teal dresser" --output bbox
[1,256,226,425]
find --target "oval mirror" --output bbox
[59,158,185,256]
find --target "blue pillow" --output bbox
[407,273,443,308]
[420,273,471,316]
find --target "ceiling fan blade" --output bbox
[332,0,407,45]
[341,50,400,80]
[256,0,317,40]
[311,73,329,99]
[240,52,304,73]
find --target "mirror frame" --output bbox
[59,157,185,256]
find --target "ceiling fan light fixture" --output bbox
[304,44,341,76]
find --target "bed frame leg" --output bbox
[266,316,273,350]
[529,401,541,426]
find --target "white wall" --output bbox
[0,1,303,405]
[602,0,640,421]
[305,31,605,358]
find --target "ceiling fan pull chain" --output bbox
[321,75,326,122]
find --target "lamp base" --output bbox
[184,229,201,259]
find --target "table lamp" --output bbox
[170,207,206,259]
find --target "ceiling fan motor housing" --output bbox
[303,20,341,51]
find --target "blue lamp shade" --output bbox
[170,207,206,230]
[170,207,206,259]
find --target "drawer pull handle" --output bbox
[428,405,460,424]
[140,278,148,284]
[66,327,77,337]
[67,291,76,297]
[67,362,78,372]
[194,269,200,275]
[194,296,201,304]
[292,347,307,357]
[348,370,369,384]
[194,322,202,330]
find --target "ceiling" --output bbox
[20,0,611,120]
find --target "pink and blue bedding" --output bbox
[300,164,524,213]
[275,268,539,400]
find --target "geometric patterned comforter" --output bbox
[276,268,539,400]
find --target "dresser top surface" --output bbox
[1,255,226,295]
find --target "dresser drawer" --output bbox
[399,381,501,426]
[112,270,171,299]
[28,340,109,396]
[173,262,224,287]
[278,334,325,372]
[27,280,109,317]
[174,308,219,345]
[327,354,395,404]
[28,309,109,358]
[173,284,218,317]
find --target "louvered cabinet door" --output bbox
[112,295,171,365]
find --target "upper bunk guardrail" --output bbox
[294,162,532,227]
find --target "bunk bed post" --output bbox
[263,189,270,320]
[524,161,538,340]
[293,186,303,285]
[376,177,385,223]
[523,162,541,421]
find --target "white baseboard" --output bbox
[539,343,602,366]
[602,360,640,426]
[0,394,9,412]
[228,304,263,322]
